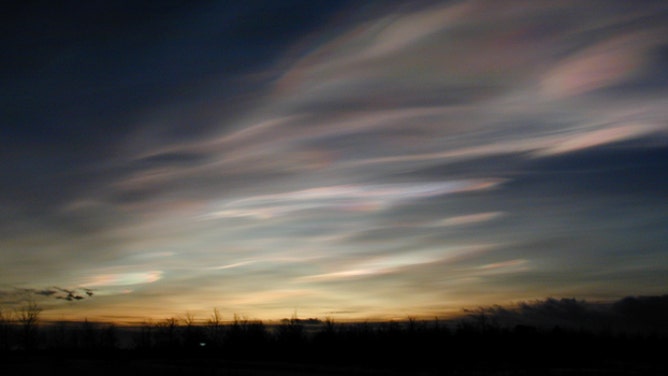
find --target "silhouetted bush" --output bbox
[224,315,270,358]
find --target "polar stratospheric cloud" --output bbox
[2,0,668,323]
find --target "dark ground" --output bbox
[1,315,666,375]
[1,354,665,376]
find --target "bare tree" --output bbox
[182,312,196,327]
[209,308,222,327]
[16,301,41,350]
[155,317,180,349]
[182,311,201,349]
[207,308,223,348]
[134,319,154,350]
[0,307,13,350]
[81,318,98,349]
[100,324,119,350]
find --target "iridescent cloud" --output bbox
[81,271,163,288]
[3,1,668,323]
[203,179,504,219]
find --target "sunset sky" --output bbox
[2,0,668,324]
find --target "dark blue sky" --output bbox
[2,0,668,323]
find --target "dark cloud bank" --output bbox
[465,294,668,334]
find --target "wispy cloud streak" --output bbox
[203,179,504,219]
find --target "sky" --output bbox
[2,0,668,324]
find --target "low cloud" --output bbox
[464,295,668,334]
[0,286,95,306]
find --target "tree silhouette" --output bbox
[16,300,41,350]
[133,319,154,350]
[155,317,179,349]
[182,312,204,349]
[207,308,224,349]
[0,307,12,351]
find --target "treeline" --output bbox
[1,307,666,372]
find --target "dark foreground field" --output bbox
[1,353,665,376]
[1,318,666,375]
